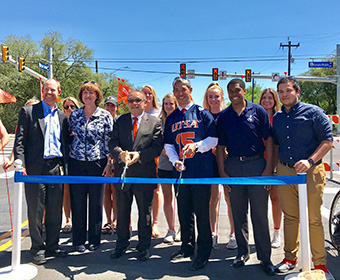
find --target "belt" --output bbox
[280,160,322,168]
[229,154,263,162]
[44,157,62,166]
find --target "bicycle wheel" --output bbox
[329,190,340,250]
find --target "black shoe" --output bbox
[169,250,193,261]
[261,261,276,276]
[46,248,68,258]
[232,254,250,268]
[190,257,208,271]
[75,245,86,253]
[88,244,99,251]
[137,249,150,261]
[32,250,47,265]
[110,248,127,259]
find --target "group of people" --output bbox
[4,76,334,278]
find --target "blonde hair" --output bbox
[25,96,39,106]
[203,82,225,111]
[142,85,160,110]
[159,93,178,124]
[259,88,281,114]
[63,97,80,111]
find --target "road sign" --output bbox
[272,73,280,82]
[308,61,333,68]
[219,71,227,80]
[187,70,195,79]
[39,62,49,71]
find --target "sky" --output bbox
[1,0,340,106]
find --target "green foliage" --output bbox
[245,84,264,104]
[0,31,134,132]
[299,55,337,114]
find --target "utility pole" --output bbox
[280,40,300,76]
[96,60,98,74]
[47,47,53,78]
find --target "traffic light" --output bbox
[212,68,219,81]
[245,69,252,82]
[18,57,25,72]
[2,46,9,62]
[180,63,186,77]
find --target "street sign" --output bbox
[39,62,49,71]
[272,73,280,82]
[187,70,195,79]
[219,71,227,80]
[308,61,333,68]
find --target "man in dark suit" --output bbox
[109,90,163,261]
[14,79,68,265]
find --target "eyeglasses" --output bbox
[64,105,76,110]
[83,81,97,85]
[127,98,145,104]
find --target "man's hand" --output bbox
[294,159,312,173]
[22,167,27,176]
[182,143,196,157]
[128,152,140,166]
[119,151,140,167]
[175,160,186,173]
[262,167,272,190]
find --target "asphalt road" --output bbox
[0,137,339,279]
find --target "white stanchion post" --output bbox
[12,160,23,269]
[285,174,311,280]
[0,159,37,280]
[298,174,311,272]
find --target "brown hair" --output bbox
[142,85,160,110]
[78,81,103,106]
[159,93,178,124]
[203,82,225,112]
[259,88,281,114]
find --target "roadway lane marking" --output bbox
[0,228,29,252]
[0,220,29,252]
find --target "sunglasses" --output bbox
[83,81,97,85]
[64,105,76,110]
[127,98,145,104]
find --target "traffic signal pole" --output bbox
[1,50,48,82]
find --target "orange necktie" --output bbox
[133,117,138,140]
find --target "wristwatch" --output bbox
[307,158,315,166]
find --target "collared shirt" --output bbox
[216,100,271,157]
[272,100,333,163]
[42,100,62,159]
[69,107,113,161]
[131,112,144,130]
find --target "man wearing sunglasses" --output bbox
[109,90,163,261]
[14,78,69,265]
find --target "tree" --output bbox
[0,31,133,132]
[245,83,263,105]
[299,55,337,114]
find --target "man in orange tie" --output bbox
[109,90,163,261]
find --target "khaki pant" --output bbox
[277,162,326,265]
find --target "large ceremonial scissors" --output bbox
[176,153,186,197]
[120,152,130,190]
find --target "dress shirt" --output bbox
[272,100,333,163]
[42,100,62,159]
[131,112,144,129]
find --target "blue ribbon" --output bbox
[14,171,306,185]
